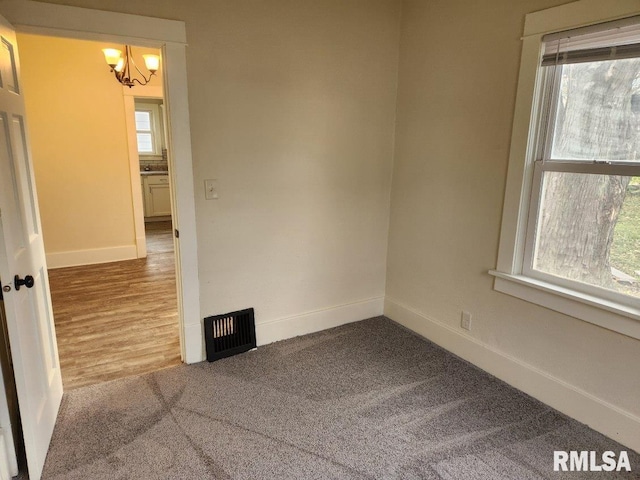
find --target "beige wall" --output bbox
[30,0,401,325]
[181,0,400,324]
[18,33,161,267]
[386,0,640,441]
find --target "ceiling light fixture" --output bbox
[102,46,160,88]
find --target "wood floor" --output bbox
[48,221,181,390]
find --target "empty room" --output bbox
[0,0,638,479]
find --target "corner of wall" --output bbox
[384,296,640,453]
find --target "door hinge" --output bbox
[175,229,180,238]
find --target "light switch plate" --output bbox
[204,179,218,200]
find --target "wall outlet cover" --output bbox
[461,311,472,330]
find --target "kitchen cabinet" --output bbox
[143,174,171,217]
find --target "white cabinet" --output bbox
[143,174,171,217]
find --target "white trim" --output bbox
[123,95,147,259]
[162,42,200,362]
[255,297,385,347]
[2,0,202,364]
[144,215,171,223]
[384,296,640,453]
[122,84,164,259]
[46,245,137,269]
[524,0,640,37]
[0,0,186,45]
[494,0,640,338]
[183,322,204,364]
[495,32,543,274]
[122,85,163,99]
[490,272,640,340]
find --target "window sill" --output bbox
[488,270,640,340]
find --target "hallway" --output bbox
[48,222,181,389]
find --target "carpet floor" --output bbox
[41,317,639,479]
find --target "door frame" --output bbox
[0,0,203,364]
[123,85,164,259]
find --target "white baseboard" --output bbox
[185,297,384,364]
[255,296,385,347]
[144,216,171,222]
[46,245,138,269]
[384,296,640,453]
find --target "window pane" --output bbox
[549,58,640,162]
[137,133,154,153]
[533,172,640,299]
[135,111,151,131]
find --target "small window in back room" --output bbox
[134,101,164,157]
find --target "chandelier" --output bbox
[102,46,160,88]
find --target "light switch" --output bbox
[204,179,218,200]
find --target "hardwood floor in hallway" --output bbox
[48,221,181,390]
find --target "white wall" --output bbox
[385,0,640,451]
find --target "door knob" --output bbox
[14,275,34,291]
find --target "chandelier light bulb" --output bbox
[102,48,122,68]
[102,45,159,88]
[143,54,160,73]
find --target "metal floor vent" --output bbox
[204,308,256,362]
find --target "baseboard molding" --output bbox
[384,296,640,453]
[46,245,138,269]
[144,216,171,223]
[185,297,384,364]
[255,296,385,347]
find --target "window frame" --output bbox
[522,61,640,309]
[490,0,640,340]
[134,101,163,158]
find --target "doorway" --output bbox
[0,3,199,477]
[17,33,181,389]
[45,223,181,389]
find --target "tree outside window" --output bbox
[528,54,640,302]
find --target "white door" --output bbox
[0,14,62,480]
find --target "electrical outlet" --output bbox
[461,311,472,331]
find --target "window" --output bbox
[492,2,640,339]
[525,21,640,305]
[134,101,163,157]
[135,110,154,153]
